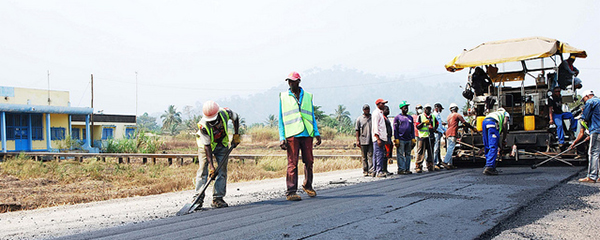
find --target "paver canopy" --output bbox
[445,36,587,72]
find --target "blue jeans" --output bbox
[396,140,412,172]
[553,112,576,144]
[482,118,499,168]
[587,133,600,181]
[195,144,229,199]
[434,132,443,165]
[373,142,385,174]
[443,136,456,165]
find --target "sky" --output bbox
[1,0,599,120]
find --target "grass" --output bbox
[0,149,361,212]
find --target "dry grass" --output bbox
[0,152,361,213]
[246,127,279,142]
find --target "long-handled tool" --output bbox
[531,140,587,169]
[533,150,574,167]
[177,146,235,216]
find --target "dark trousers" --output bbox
[360,144,374,173]
[416,137,434,170]
[286,137,314,195]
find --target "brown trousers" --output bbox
[286,137,314,195]
[416,137,434,170]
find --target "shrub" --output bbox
[247,126,279,142]
[318,126,337,141]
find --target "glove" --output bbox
[411,139,417,149]
[232,134,241,148]
[209,168,216,179]
[393,139,400,147]
[422,119,430,125]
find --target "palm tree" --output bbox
[265,114,278,128]
[331,104,351,123]
[314,105,327,122]
[161,105,182,135]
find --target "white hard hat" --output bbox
[424,103,432,108]
[202,100,220,121]
[582,90,594,97]
[449,103,458,109]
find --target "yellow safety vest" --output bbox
[417,113,436,138]
[485,111,506,132]
[199,110,230,151]
[280,91,315,138]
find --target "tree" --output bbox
[161,105,182,135]
[314,105,327,122]
[331,104,351,123]
[137,112,159,132]
[183,115,202,133]
[265,114,278,128]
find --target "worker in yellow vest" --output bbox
[193,100,240,210]
[415,104,439,173]
[279,71,322,201]
[481,108,510,175]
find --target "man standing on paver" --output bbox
[279,71,322,201]
[355,104,373,177]
[579,90,600,183]
[394,101,415,174]
[433,102,447,170]
[372,98,389,178]
[194,100,240,209]
[442,103,477,169]
[415,104,438,173]
[481,108,510,176]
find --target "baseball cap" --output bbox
[398,101,410,109]
[362,104,370,110]
[286,71,301,81]
[434,102,444,109]
[375,98,388,105]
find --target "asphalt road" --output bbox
[57,166,582,240]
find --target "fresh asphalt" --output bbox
[57,166,583,240]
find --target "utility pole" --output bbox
[90,74,94,146]
[135,71,138,119]
[47,70,50,105]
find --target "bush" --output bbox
[318,126,337,141]
[247,126,279,142]
[103,131,163,153]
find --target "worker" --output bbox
[443,103,478,169]
[415,104,438,173]
[372,98,389,178]
[557,54,583,90]
[279,71,322,201]
[355,104,374,177]
[393,101,415,174]
[412,104,423,146]
[578,90,600,183]
[382,105,393,176]
[568,114,590,160]
[481,108,510,175]
[548,86,577,147]
[433,102,447,170]
[193,100,240,210]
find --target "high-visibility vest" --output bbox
[485,111,506,132]
[280,91,315,138]
[580,119,589,130]
[417,113,436,138]
[199,110,230,151]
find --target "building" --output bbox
[0,86,94,152]
[0,86,137,153]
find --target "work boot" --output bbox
[302,186,317,197]
[377,172,387,178]
[363,171,369,177]
[286,194,302,201]
[415,168,423,173]
[440,162,452,170]
[211,198,229,208]
[483,167,499,176]
[434,165,441,171]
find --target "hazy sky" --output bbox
[1,0,599,116]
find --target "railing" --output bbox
[0,152,368,165]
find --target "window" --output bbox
[51,127,65,140]
[31,114,43,140]
[125,127,136,139]
[71,128,80,140]
[102,128,114,140]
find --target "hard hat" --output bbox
[398,101,410,109]
[286,71,301,81]
[202,100,220,121]
[582,90,594,97]
[449,103,458,109]
[497,108,510,120]
[415,104,423,109]
[424,103,432,109]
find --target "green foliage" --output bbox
[137,112,160,132]
[103,131,162,153]
[161,105,182,136]
[264,114,278,128]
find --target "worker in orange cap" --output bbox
[192,100,240,210]
[279,71,321,201]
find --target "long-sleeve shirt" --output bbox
[583,97,600,134]
[278,88,320,141]
[371,108,388,142]
[433,111,447,134]
[393,114,415,141]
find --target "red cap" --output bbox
[286,71,301,81]
[375,98,388,105]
